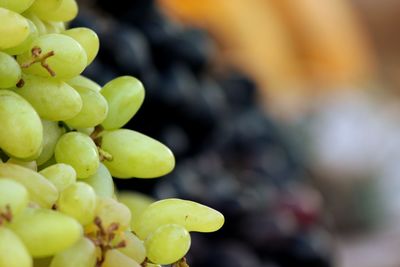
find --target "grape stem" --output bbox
[172,257,190,267]
[20,46,56,77]
[0,205,12,226]
[98,147,113,162]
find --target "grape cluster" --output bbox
[72,1,333,267]
[0,1,224,267]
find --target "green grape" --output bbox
[50,238,96,267]
[23,12,46,35]
[101,129,175,178]
[67,75,101,92]
[36,120,65,166]
[43,21,65,34]
[93,197,131,232]
[4,19,39,56]
[7,158,37,171]
[0,179,29,219]
[0,0,34,13]
[33,257,52,267]
[0,90,42,159]
[39,163,76,192]
[113,231,146,264]
[83,163,114,198]
[28,0,62,19]
[17,33,87,79]
[145,264,161,267]
[0,163,58,208]
[63,27,99,65]
[0,52,21,88]
[101,76,145,130]
[0,227,32,267]
[77,127,94,136]
[39,0,77,22]
[54,132,99,179]
[145,224,191,265]
[57,182,96,225]
[64,85,108,128]
[102,249,141,267]
[14,75,82,121]
[135,198,224,240]
[0,7,30,49]
[117,191,154,231]
[8,207,83,257]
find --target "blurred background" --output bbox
[73,1,400,266]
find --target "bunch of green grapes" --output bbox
[0,1,224,267]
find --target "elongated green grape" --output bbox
[8,208,82,257]
[4,19,38,56]
[67,75,101,92]
[50,238,96,267]
[55,132,99,179]
[114,231,146,264]
[83,163,114,198]
[0,0,34,13]
[37,120,65,166]
[145,224,191,265]
[0,8,30,49]
[57,182,96,225]
[23,12,46,35]
[7,158,37,171]
[102,250,141,267]
[28,0,62,19]
[92,197,131,232]
[101,76,145,130]
[0,163,58,208]
[117,191,154,231]
[39,163,76,192]
[0,179,28,218]
[0,227,32,267]
[135,198,224,239]
[63,27,99,65]
[0,90,42,159]
[15,75,82,121]
[64,85,108,128]
[17,33,87,79]
[101,129,174,178]
[39,0,77,22]
[0,52,21,88]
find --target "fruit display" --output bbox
[71,1,334,267]
[0,1,224,267]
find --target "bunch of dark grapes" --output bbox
[72,1,333,266]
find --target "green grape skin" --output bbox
[0,179,29,219]
[6,158,37,171]
[8,207,83,257]
[117,191,154,231]
[57,182,96,225]
[145,224,191,265]
[4,19,38,56]
[28,0,62,20]
[39,163,76,192]
[0,7,30,49]
[101,129,175,178]
[0,52,21,88]
[43,21,66,34]
[0,163,58,208]
[0,227,32,267]
[102,249,141,267]
[83,163,114,198]
[39,0,77,22]
[67,75,101,92]
[0,0,34,13]
[17,33,87,79]
[63,27,99,65]
[14,75,83,121]
[50,237,96,267]
[114,231,146,264]
[64,85,108,128]
[0,90,42,159]
[23,12,46,35]
[36,120,65,166]
[91,197,131,232]
[145,264,161,267]
[101,76,145,130]
[135,198,224,240]
[54,132,99,179]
